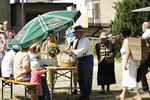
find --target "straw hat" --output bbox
[30,61,40,71]
[0,24,5,33]
[99,32,108,39]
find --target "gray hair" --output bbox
[143,22,150,29]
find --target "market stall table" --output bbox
[45,66,77,100]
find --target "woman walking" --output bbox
[115,27,142,100]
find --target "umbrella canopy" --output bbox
[132,7,150,12]
[9,10,81,49]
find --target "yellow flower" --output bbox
[50,43,55,47]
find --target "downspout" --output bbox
[8,0,11,29]
[22,0,25,27]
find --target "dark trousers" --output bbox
[141,76,149,91]
[40,76,50,100]
[78,55,93,97]
[101,85,110,91]
[141,53,150,91]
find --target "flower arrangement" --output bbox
[48,43,60,58]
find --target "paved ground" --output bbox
[0,54,150,100]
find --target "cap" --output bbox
[30,61,40,71]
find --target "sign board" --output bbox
[74,15,88,28]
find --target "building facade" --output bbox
[0,0,121,42]
[0,0,9,24]
[72,0,121,26]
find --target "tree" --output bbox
[109,0,150,57]
[109,0,150,49]
[109,0,140,36]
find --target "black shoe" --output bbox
[106,88,110,92]
[140,90,150,94]
[100,90,105,94]
[107,87,110,91]
[72,89,77,95]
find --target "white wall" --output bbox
[73,0,121,25]
[10,0,121,25]
[100,0,121,24]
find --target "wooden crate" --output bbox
[128,37,150,60]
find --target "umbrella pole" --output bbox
[21,0,24,27]
[46,36,49,59]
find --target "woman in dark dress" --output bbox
[95,32,117,93]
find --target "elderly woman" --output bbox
[115,27,142,100]
[95,32,116,93]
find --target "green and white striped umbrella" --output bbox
[9,10,81,49]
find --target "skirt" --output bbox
[97,58,116,85]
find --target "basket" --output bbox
[128,37,150,60]
[108,35,120,50]
[59,51,73,67]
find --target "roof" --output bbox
[11,2,73,7]
[132,7,150,12]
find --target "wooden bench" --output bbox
[0,77,40,100]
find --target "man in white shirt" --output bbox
[1,49,18,79]
[69,25,93,100]
[140,22,150,94]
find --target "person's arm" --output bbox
[65,41,73,52]
[124,41,131,70]
[66,34,70,38]
[69,37,76,44]
[36,70,47,75]
[109,42,117,58]
[29,42,40,51]
[41,41,47,55]
[22,55,31,72]
[95,43,100,60]
[0,37,6,53]
[72,38,90,55]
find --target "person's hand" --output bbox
[124,65,127,70]
[109,52,114,57]
[64,49,69,55]
[65,47,69,53]
[36,41,40,44]
[46,68,50,71]
[0,49,4,53]
[69,50,74,57]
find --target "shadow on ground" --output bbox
[50,89,138,100]
[1,88,150,100]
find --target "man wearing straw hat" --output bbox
[69,25,93,100]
